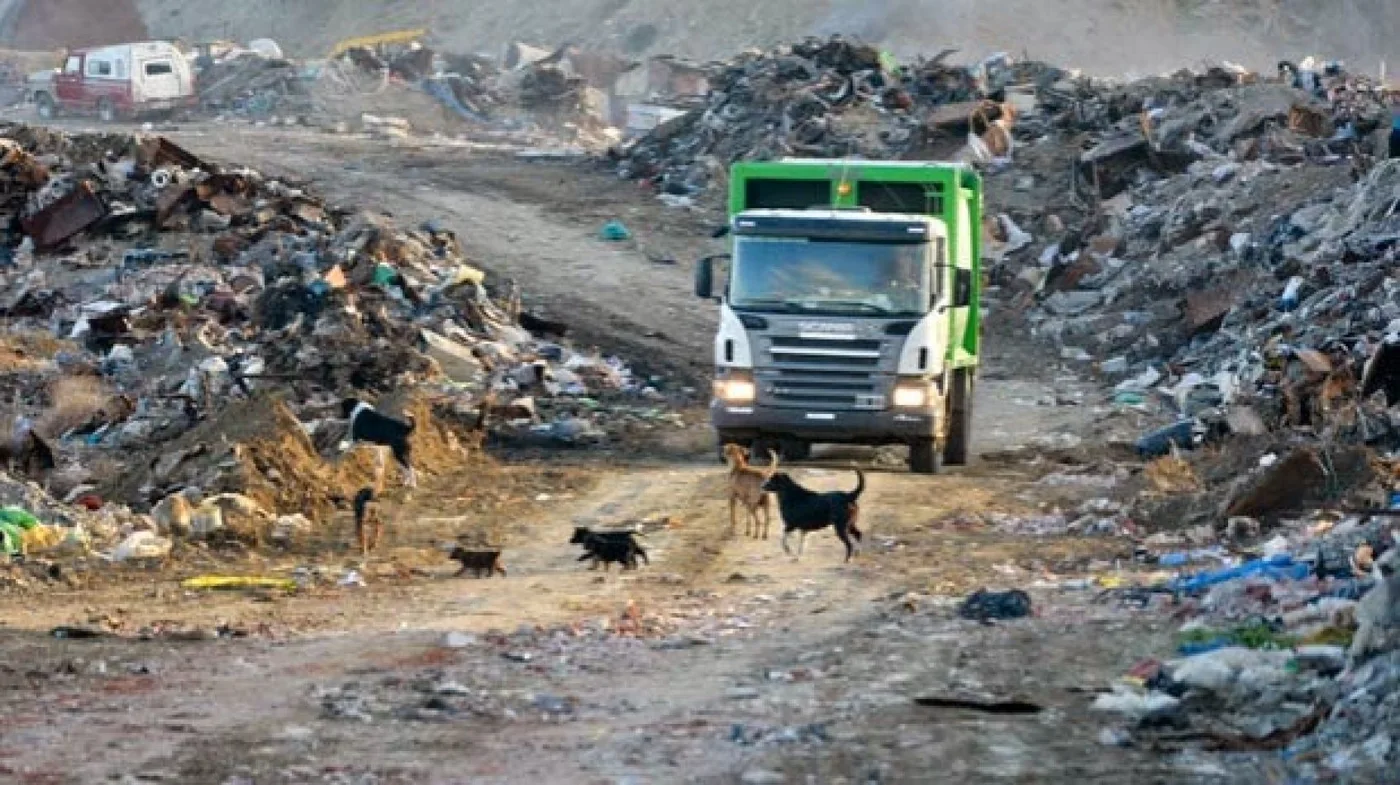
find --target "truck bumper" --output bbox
[711,401,940,445]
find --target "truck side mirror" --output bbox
[695,257,714,299]
[953,268,973,308]
[695,254,729,300]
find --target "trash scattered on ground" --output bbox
[957,588,1033,621]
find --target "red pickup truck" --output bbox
[28,41,196,122]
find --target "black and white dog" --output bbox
[340,398,417,488]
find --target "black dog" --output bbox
[341,398,417,488]
[763,469,866,562]
[448,547,507,578]
[570,527,648,571]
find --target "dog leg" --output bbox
[782,529,793,556]
[837,528,855,563]
[728,496,739,536]
[797,531,807,558]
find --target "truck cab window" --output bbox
[63,56,81,75]
[87,60,112,77]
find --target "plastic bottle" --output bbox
[1280,276,1304,312]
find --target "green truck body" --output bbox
[696,159,983,473]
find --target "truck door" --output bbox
[136,56,182,102]
[82,54,123,110]
[54,55,83,106]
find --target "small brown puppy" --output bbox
[353,487,383,560]
[723,444,778,539]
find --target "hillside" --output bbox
[124,0,1396,75]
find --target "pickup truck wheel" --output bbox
[909,438,942,475]
[35,93,56,120]
[97,99,115,123]
[943,370,974,466]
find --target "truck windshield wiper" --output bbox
[733,299,802,313]
[796,300,896,315]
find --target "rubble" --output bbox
[609,36,1035,195]
[0,121,684,561]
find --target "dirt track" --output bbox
[0,124,1198,784]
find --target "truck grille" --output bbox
[761,336,888,410]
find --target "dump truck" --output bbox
[694,159,982,474]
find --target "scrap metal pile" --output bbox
[609,36,1038,195]
[0,123,669,566]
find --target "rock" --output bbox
[441,632,477,648]
[1043,290,1103,317]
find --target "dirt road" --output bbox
[0,124,1200,784]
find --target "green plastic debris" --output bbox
[878,50,899,73]
[599,221,632,242]
[0,522,24,555]
[373,263,398,286]
[0,506,39,530]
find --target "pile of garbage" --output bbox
[975,58,1398,456]
[609,36,1037,195]
[1091,505,1399,780]
[0,123,675,546]
[195,49,311,120]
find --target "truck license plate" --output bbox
[805,413,836,421]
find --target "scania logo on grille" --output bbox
[797,322,855,333]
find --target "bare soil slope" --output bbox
[129,0,1398,76]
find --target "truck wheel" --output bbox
[35,93,56,120]
[749,437,781,464]
[97,99,115,123]
[909,438,942,475]
[944,369,975,466]
[779,439,811,461]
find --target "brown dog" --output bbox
[724,444,778,539]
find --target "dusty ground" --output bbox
[0,122,1208,784]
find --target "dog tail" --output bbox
[849,467,865,501]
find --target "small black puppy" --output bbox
[570,527,649,571]
[763,469,866,562]
[341,397,417,488]
[448,547,507,578]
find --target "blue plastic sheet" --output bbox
[1170,555,1312,594]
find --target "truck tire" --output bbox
[943,369,975,466]
[779,439,811,461]
[97,99,116,123]
[35,93,56,120]
[909,438,942,475]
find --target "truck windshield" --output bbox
[729,236,931,316]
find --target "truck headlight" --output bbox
[892,381,931,408]
[714,372,756,404]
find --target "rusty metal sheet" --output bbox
[1183,288,1236,334]
[155,183,195,227]
[20,181,108,251]
[1294,348,1334,376]
[139,136,212,172]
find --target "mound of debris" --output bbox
[0,123,674,526]
[609,36,1039,195]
